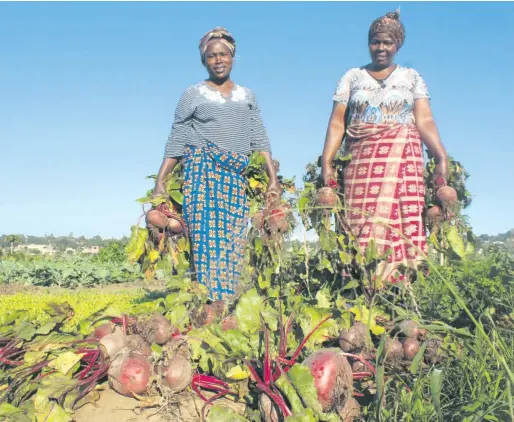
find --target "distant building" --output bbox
[15,244,56,255]
[81,246,100,254]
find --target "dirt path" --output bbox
[74,384,246,422]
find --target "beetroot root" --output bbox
[436,186,458,205]
[384,338,403,362]
[108,349,152,397]
[316,187,338,208]
[91,322,115,340]
[339,322,368,353]
[337,397,361,422]
[162,354,193,393]
[403,338,421,361]
[303,349,353,412]
[126,335,152,357]
[141,313,174,345]
[99,331,128,361]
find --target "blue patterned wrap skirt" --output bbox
[182,141,250,301]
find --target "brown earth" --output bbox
[74,384,246,422]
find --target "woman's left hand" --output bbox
[265,179,282,200]
[432,160,449,187]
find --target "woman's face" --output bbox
[204,41,233,80]
[368,32,398,68]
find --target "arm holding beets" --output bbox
[414,98,449,181]
[321,102,347,186]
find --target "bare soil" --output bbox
[74,384,246,422]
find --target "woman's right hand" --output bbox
[322,165,337,187]
[151,182,168,200]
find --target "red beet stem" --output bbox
[264,324,271,386]
[341,353,376,375]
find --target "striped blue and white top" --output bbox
[164,81,271,159]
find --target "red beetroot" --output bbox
[191,304,217,328]
[220,315,238,332]
[436,186,458,205]
[211,300,226,318]
[403,338,421,361]
[162,354,193,393]
[339,322,368,353]
[384,338,403,362]
[351,360,366,373]
[426,206,442,221]
[108,349,151,397]
[167,217,183,234]
[99,331,128,360]
[126,335,152,357]
[316,187,338,207]
[141,313,174,345]
[91,322,115,340]
[303,349,353,412]
[398,320,421,339]
[337,397,361,422]
[146,209,169,230]
[425,337,444,363]
[263,204,290,233]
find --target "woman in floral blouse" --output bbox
[152,27,281,301]
[321,11,449,282]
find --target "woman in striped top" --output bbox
[152,27,281,301]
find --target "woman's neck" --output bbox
[367,63,396,72]
[207,76,232,86]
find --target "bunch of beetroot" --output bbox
[338,320,444,368]
[88,313,194,399]
[252,198,293,237]
[145,203,186,245]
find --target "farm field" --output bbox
[0,155,513,422]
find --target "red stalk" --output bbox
[263,323,271,386]
[342,353,376,375]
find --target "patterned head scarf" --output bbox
[368,9,406,50]
[199,27,236,64]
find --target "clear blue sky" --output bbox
[1,2,513,238]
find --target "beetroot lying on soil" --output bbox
[259,393,280,422]
[436,186,458,205]
[141,313,174,345]
[403,338,421,361]
[191,304,217,327]
[220,315,238,332]
[351,360,366,373]
[316,187,338,207]
[398,320,421,339]
[303,349,353,412]
[425,337,444,363]
[108,349,152,397]
[126,335,152,357]
[99,331,128,360]
[91,322,115,340]
[339,322,368,353]
[337,397,361,422]
[383,338,403,362]
[211,300,226,318]
[162,354,193,393]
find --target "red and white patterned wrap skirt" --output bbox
[343,123,428,279]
